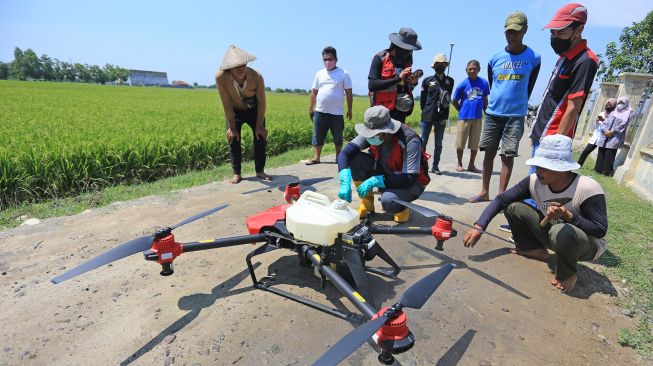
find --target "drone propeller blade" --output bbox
[392,198,440,217]
[53,204,228,284]
[312,315,388,366]
[399,263,455,310]
[240,177,333,195]
[170,204,228,230]
[51,235,154,284]
[313,264,455,365]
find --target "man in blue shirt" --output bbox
[471,11,541,203]
[452,60,490,173]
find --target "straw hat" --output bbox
[219,45,257,71]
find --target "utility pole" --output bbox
[447,43,455,132]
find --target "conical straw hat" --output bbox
[219,45,257,71]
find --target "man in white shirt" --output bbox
[306,46,353,165]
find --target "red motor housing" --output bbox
[149,234,183,264]
[432,216,454,241]
[284,183,301,203]
[372,307,415,354]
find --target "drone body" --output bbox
[52,182,458,365]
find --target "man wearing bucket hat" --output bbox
[420,53,455,175]
[337,105,430,223]
[368,27,423,123]
[530,3,597,156]
[216,45,271,184]
[471,11,541,203]
[462,135,608,292]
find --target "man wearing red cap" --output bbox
[529,3,598,160]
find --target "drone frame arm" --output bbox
[303,245,378,320]
[182,233,268,252]
[369,225,432,236]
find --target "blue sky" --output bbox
[2,0,652,103]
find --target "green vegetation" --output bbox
[1,80,446,208]
[576,158,653,358]
[598,10,653,81]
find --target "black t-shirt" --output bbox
[530,40,598,143]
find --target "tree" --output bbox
[0,62,8,79]
[10,47,26,79]
[74,63,90,82]
[40,54,55,81]
[22,48,42,80]
[598,11,653,81]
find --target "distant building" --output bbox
[127,69,169,86]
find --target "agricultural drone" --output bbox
[52,177,509,365]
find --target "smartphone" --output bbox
[411,69,424,79]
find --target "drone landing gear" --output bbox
[245,241,366,324]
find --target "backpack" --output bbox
[421,76,451,122]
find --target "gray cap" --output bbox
[354,106,401,138]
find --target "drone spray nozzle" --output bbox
[160,262,174,276]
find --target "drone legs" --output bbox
[343,246,376,308]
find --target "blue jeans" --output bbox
[420,119,446,169]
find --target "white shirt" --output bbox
[311,67,352,115]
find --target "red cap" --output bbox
[544,3,587,30]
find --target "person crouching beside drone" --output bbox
[337,105,430,223]
[462,135,608,292]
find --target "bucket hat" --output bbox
[354,106,401,138]
[431,53,448,67]
[219,45,257,71]
[388,27,422,50]
[525,135,580,171]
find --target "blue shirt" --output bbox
[486,46,541,117]
[453,77,490,120]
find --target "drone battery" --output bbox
[286,191,359,246]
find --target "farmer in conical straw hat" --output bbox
[216,45,271,184]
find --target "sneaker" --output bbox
[498,224,511,233]
[430,166,442,175]
[508,236,514,243]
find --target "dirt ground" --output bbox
[0,130,647,366]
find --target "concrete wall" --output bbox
[612,72,653,202]
[574,82,620,149]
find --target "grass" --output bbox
[575,154,653,358]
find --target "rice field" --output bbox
[1,81,375,207]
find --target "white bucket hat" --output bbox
[431,53,448,67]
[526,135,580,171]
[219,45,257,71]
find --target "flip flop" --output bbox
[304,160,321,165]
[468,195,490,203]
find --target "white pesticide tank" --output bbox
[286,191,359,246]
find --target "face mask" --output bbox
[394,49,410,65]
[324,60,336,70]
[605,106,615,112]
[366,136,383,146]
[550,36,573,54]
[616,103,626,111]
[434,65,446,74]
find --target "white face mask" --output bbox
[616,103,626,111]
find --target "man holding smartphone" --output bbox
[368,27,422,123]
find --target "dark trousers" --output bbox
[577,143,596,167]
[594,147,617,176]
[504,202,596,281]
[349,153,423,213]
[229,108,266,175]
[420,119,446,169]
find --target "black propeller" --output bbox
[312,263,455,366]
[51,204,228,284]
[240,177,333,195]
[392,199,513,245]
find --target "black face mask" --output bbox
[605,106,615,112]
[394,49,411,65]
[550,31,576,55]
[434,65,447,74]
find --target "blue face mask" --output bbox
[366,136,383,146]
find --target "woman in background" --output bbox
[594,96,633,176]
[577,98,616,167]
